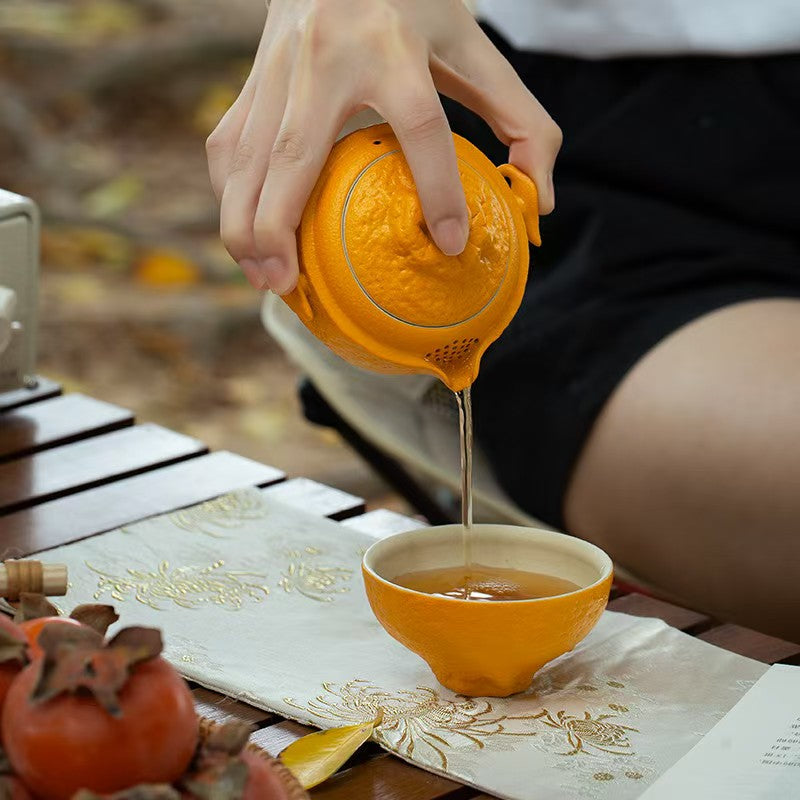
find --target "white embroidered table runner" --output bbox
[43,488,765,799]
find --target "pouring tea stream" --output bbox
[282,122,541,597]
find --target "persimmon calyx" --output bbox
[12,592,60,624]
[0,775,27,798]
[12,592,119,639]
[180,721,255,799]
[32,625,163,716]
[70,603,120,637]
[0,744,13,774]
[73,785,181,800]
[0,625,26,666]
[201,719,254,756]
[182,760,250,799]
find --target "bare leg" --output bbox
[564,299,800,640]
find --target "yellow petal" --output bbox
[280,720,376,789]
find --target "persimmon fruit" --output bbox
[1,625,197,800]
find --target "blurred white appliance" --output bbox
[0,189,39,394]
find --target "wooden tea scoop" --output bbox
[0,560,68,601]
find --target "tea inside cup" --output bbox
[362,524,613,697]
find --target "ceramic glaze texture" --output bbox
[284,123,540,392]
[362,525,613,698]
[344,154,511,327]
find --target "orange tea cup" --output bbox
[362,525,613,697]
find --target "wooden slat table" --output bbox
[2,381,799,799]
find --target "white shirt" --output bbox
[476,0,800,58]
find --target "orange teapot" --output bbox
[283,122,540,392]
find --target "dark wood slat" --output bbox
[697,624,800,665]
[0,451,284,556]
[309,754,474,800]
[608,593,711,633]
[193,687,277,727]
[251,719,313,756]
[0,377,61,412]
[0,423,207,516]
[0,393,133,462]
[261,477,365,520]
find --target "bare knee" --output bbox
[564,299,800,637]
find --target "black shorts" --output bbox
[453,26,800,530]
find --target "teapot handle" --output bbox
[285,273,315,324]
[498,164,541,247]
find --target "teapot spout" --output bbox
[438,363,480,393]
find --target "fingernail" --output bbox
[260,256,292,295]
[240,259,270,291]
[433,217,468,256]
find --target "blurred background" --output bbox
[0,0,407,510]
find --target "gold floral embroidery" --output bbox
[86,542,353,608]
[533,709,638,756]
[87,559,269,610]
[285,680,542,770]
[286,680,645,771]
[593,772,614,781]
[169,492,265,537]
[625,771,644,780]
[279,548,352,602]
[608,703,629,713]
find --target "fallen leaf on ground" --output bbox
[41,227,133,272]
[84,174,143,219]
[135,249,201,288]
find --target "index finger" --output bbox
[376,77,469,257]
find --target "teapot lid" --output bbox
[341,142,513,329]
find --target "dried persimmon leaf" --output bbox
[182,759,249,800]
[0,622,26,665]
[107,626,162,664]
[70,603,120,637]
[73,785,181,800]
[200,719,254,757]
[13,593,60,624]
